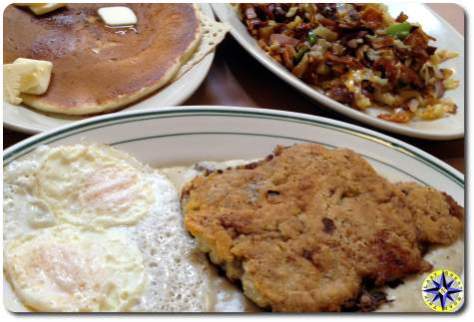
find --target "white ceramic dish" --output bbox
[3,106,464,312]
[4,106,464,200]
[3,4,215,134]
[212,4,465,140]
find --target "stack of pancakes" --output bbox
[4,4,215,115]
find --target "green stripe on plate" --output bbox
[3,110,463,188]
[110,131,427,185]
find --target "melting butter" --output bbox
[98,6,137,27]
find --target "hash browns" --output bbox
[182,144,463,312]
[238,3,459,123]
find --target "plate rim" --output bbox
[2,3,216,135]
[3,55,214,134]
[211,3,464,140]
[3,105,464,189]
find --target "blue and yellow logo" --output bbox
[422,269,463,312]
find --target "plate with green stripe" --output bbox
[2,106,465,313]
[212,3,464,140]
[3,3,216,134]
[4,106,464,203]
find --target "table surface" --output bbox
[3,4,465,174]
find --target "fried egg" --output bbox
[33,144,155,228]
[3,144,213,312]
[4,225,146,312]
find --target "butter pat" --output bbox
[4,63,34,105]
[28,3,65,15]
[13,58,53,94]
[3,58,53,105]
[98,6,137,26]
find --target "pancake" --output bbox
[3,4,201,115]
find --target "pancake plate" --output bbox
[3,4,201,115]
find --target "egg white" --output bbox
[4,224,147,312]
[3,144,213,312]
[33,144,155,228]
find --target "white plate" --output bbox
[3,106,464,312]
[3,4,216,134]
[212,4,465,140]
[4,106,464,199]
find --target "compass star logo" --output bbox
[422,269,463,312]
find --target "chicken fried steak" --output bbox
[182,144,463,312]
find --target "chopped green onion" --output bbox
[386,22,413,39]
[294,46,310,64]
[307,30,318,46]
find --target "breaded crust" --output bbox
[182,144,463,312]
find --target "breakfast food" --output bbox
[23,3,66,15]
[97,6,138,26]
[238,3,459,123]
[182,144,464,312]
[3,4,228,114]
[3,145,205,312]
[4,225,147,311]
[3,58,53,105]
[33,145,155,228]
[3,144,252,312]
[3,143,464,312]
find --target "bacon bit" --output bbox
[374,58,399,83]
[378,111,412,123]
[399,65,423,88]
[327,85,355,104]
[319,17,337,27]
[339,22,357,29]
[399,89,421,101]
[395,12,408,23]
[370,36,395,49]
[360,7,385,29]
[325,51,361,68]
[404,28,435,50]
[404,30,425,48]
[296,22,314,33]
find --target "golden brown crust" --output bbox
[3,4,201,114]
[182,144,464,312]
[397,183,464,245]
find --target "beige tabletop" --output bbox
[3,3,465,174]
